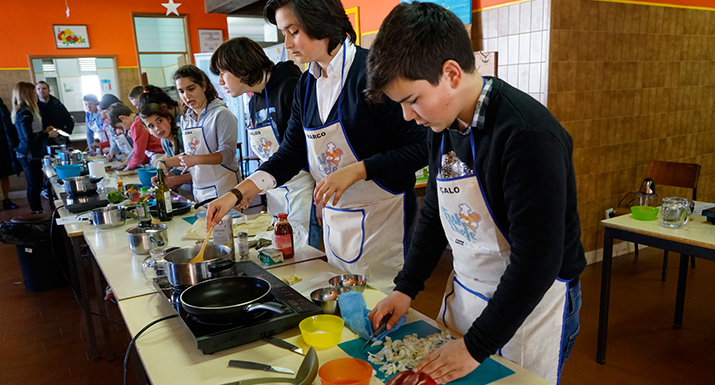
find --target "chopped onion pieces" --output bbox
[367,330,452,376]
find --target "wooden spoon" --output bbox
[189,225,214,263]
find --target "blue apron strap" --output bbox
[262,71,279,143]
[336,40,346,120]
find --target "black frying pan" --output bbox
[180,276,286,323]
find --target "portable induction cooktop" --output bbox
[63,192,109,213]
[152,260,323,354]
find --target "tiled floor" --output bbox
[1,194,714,384]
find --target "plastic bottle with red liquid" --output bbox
[274,213,294,259]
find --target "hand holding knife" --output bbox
[362,314,391,352]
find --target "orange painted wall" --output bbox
[0,1,228,69]
[342,0,399,34]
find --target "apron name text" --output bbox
[440,186,461,194]
[306,132,326,140]
[249,131,261,136]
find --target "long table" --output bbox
[597,213,715,364]
[119,259,551,385]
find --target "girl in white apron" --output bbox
[173,65,240,203]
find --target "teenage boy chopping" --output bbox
[366,3,586,384]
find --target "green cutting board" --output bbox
[338,320,514,384]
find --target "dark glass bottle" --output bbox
[155,169,173,222]
[274,213,294,259]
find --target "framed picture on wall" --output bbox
[198,29,223,53]
[53,25,90,49]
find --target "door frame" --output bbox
[27,54,121,101]
[131,12,192,86]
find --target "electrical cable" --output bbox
[123,315,178,385]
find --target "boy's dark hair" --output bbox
[36,81,49,89]
[83,94,99,104]
[264,0,356,55]
[107,102,134,126]
[172,64,219,107]
[99,94,121,110]
[140,103,181,152]
[136,85,180,111]
[365,2,476,101]
[210,37,275,87]
[128,85,144,99]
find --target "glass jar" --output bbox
[274,213,294,259]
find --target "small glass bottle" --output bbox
[238,232,249,261]
[117,180,124,195]
[155,169,173,221]
[136,187,151,223]
[274,213,294,259]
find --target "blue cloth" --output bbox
[558,279,581,379]
[337,291,406,341]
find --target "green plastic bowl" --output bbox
[631,206,659,221]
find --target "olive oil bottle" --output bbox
[155,169,173,221]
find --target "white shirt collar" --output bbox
[309,39,356,80]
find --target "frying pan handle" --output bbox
[208,259,235,273]
[246,302,286,314]
[194,197,217,209]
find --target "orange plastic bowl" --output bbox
[631,206,659,221]
[319,358,372,385]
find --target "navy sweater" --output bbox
[394,78,586,364]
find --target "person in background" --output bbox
[36,81,74,146]
[205,0,428,292]
[128,85,144,108]
[365,3,585,383]
[168,64,240,203]
[94,94,131,162]
[11,82,59,213]
[83,94,103,149]
[139,103,192,190]
[136,85,181,123]
[210,36,321,248]
[0,96,21,210]
[106,102,164,171]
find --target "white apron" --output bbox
[248,73,317,244]
[182,109,240,202]
[88,119,110,143]
[436,130,569,384]
[112,126,133,157]
[303,43,406,293]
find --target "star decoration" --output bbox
[162,0,181,16]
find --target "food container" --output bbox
[54,164,82,179]
[163,244,235,288]
[631,206,659,221]
[59,176,103,196]
[299,315,344,349]
[328,274,367,293]
[136,167,157,187]
[90,206,126,229]
[126,224,168,255]
[258,248,284,266]
[318,358,372,385]
[310,286,352,315]
[46,144,67,156]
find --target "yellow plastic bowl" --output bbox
[631,206,659,221]
[299,314,344,349]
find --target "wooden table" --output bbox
[118,259,551,385]
[597,213,715,364]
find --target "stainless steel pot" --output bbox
[46,145,67,157]
[126,224,168,255]
[59,176,103,195]
[59,150,84,165]
[90,206,126,229]
[164,244,235,288]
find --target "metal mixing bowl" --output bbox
[310,286,352,315]
[91,206,126,229]
[328,274,367,293]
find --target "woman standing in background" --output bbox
[0,96,20,210]
[11,82,58,213]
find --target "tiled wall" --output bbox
[474,0,551,105]
[548,0,715,258]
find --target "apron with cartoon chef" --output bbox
[248,73,317,245]
[111,125,133,157]
[303,43,406,293]
[436,119,569,384]
[88,119,110,143]
[182,109,240,203]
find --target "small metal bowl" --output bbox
[310,286,352,315]
[328,274,367,293]
[91,206,126,229]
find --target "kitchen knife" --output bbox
[55,129,70,137]
[361,318,389,352]
[228,360,295,375]
[262,336,305,356]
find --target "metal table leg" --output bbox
[674,254,689,329]
[68,235,100,360]
[597,229,614,364]
[90,254,114,360]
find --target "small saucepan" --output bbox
[164,244,235,288]
[180,276,286,323]
[58,176,103,196]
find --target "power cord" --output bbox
[123,314,178,385]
